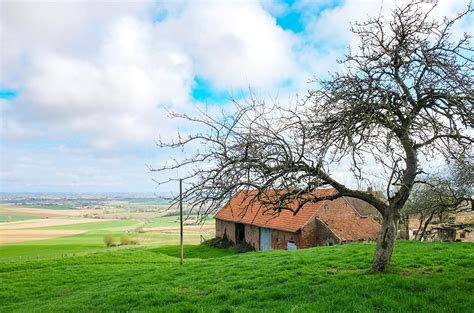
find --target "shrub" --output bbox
[135,226,145,233]
[103,235,115,247]
[202,237,233,249]
[202,236,254,253]
[232,241,255,253]
[120,234,130,245]
[120,234,139,246]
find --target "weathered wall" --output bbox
[215,219,261,248]
[299,218,321,248]
[268,221,342,250]
[245,224,260,250]
[463,231,474,242]
[455,211,474,224]
[271,229,299,250]
[456,229,474,242]
[215,219,236,243]
[314,219,340,246]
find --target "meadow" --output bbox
[1,201,473,312]
[0,201,214,262]
[1,241,473,312]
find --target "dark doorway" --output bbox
[235,223,245,243]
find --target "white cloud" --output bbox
[305,0,472,50]
[0,0,301,191]
[151,1,298,89]
[1,0,471,191]
[2,0,299,148]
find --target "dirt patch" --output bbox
[0,218,114,230]
[0,229,87,244]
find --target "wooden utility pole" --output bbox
[179,178,184,265]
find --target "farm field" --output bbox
[1,241,473,312]
[0,214,40,223]
[0,201,214,261]
[0,221,214,262]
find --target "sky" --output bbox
[0,0,471,193]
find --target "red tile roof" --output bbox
[317,216,380,242]
[214,189,381,240]
[214,188,326,231]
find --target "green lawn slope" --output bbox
[1,241,473,312]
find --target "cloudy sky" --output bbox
[0,0,471,193]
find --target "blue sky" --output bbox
[0,89,17,100]
[0,0,470,193]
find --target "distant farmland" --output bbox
[0,201,214,261]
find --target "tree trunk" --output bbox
[404,214,410,240]
[372,212,399,273]
[417,212,435,242]
[415,213,424,241]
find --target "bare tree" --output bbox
[152,2,473,272]
[403,159,473,241]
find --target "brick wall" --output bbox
[215,219,236,243]
[270,216,346,250]
[245,224,260,250]
[216,219,262,248]
[271,229,298,249]
[299,218,321,248]
[314,219,340,246]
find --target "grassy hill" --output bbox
[1,241,473,312]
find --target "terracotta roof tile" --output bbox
[214,188,337,232]
[317,216,380,241]
[215,189,381,240]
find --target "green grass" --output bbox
[39,219,143,231]
[0,230,210,262]
[149,245,237,259]
[0,215,40,222]
[1,204,74,210]
[143,216,180,227]
[143,215,214,228]
[0,232,115,261]
[0,241,472,312]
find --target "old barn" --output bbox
[214,188,381,251]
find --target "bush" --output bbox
[202,236,255,253]
[135,226,145,233]
[103,235,115,247]
[120,234,131,245]
[119,234,139,246]
[232,241,255,253]
[202,236,233,249]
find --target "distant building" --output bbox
[214,188,381,251]
[403,203,474,242]
[427,224,473,242]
